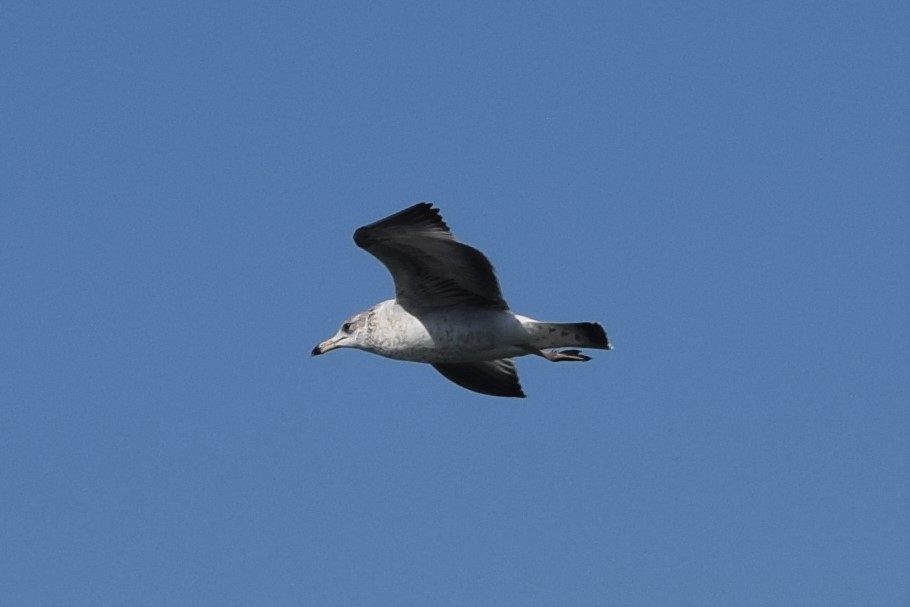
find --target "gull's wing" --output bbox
[432,359,525,398]
[353,203,508,311]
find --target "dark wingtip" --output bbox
[311,345,322,356]
[353,202,449,248]
[508,381,527,398]
[352,226,369,248]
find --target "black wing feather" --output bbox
[353,203,508,311]
[432,359,526,398]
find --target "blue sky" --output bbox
[2,2,908,605]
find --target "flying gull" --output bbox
[312,203,612,397]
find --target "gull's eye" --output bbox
[341,322,354,334]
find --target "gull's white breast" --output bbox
[365,300,533,363]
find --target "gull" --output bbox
[311,203,612,397]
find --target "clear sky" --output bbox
[2,2,908,605]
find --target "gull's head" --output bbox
[311,312,369,356]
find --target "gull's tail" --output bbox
[525,321,612,351]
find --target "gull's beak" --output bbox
[311,336,341,356]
